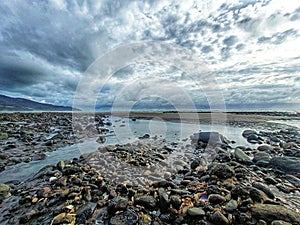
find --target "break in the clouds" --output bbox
[0,0,300,110]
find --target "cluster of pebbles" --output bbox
[0,112,300,225]
[0,113,110,171]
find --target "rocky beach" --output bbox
[0,112,300,225]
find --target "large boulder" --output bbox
[191,132,229,145]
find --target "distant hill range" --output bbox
[0,94,78,111]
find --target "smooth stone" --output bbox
[208,194,226,204]
[270,156,300,173]
[234,148,251,162]
[242,130,257,138]
[134,195,157,209]
[225,199,238,212]
[255,160,270,168]
[209,163,235,179]
[211,211,229,225]
[257,145,273,152]
[252,204,300,225]
[0,132,9,140]
[252,182,275,199]
[170,195,182,210]
[0,183,10,202]
[247,134,259,142]
[249,187,265,203]
[285,174,300,188]
[158,188,169,212]
[109,209,139,225]
[191,131,228,145]
[257,219,267,225]
[187,207,205,216]
[57,161,65,171]
[271,220,292,225]
[253,152,271,163]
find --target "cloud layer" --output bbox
[0,0,300,110]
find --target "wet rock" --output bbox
[257,145,273,152]
[96,136,106,144]
[0,132,8,140]
[285,174,300,188]
[252,204,300,225]
[264,176,278,185]
[249,187,265,203]
[211,211,229,225]
[209,163,235,179]
[257,220,267,225]
[242,130,257,138]
[134,195,157,209]
[187,207,205,216]
[0,183,10,203]
[208,194,226,204]
[225,199,238,212]
[76,203,97,224]
[234,148,251,162]
[158,188,169,212]
[52,212,76,225]
[253,152,271,163]
[190,158,201,169]
[108,196,128,214]
[109,209,139,225]
[252,182,275,199]
[247,134,260,143]
[270,156,300,173]
[170,195,182,210]
[271,220,292,225]
[57,160,65,171]
[191,132,229,145]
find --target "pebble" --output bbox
[211,211,229,225]
[209,163,235,179]
[252,204,300,225]
[187,207,205,216]
[208,194,226,204]
[134,195,157,209]
[225,199,238,212]
[234,148,251,162]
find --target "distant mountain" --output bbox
[0,94,79,111]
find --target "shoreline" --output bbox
[0,112,300,224]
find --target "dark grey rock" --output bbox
[170,195,182,210]
[253,152,271,163]
[109,209,139,225]
[242,130,257,138]
[252,204,300,225]
[208,194,226,204]
[234,148,251,162]
[134,195,157,209]
[209,163,235,179]
[225,199,238,212]
[270,156,300,173]
[158,188,169,212]
[187,207,205,216]
[108,196,128,214]
[271,220,292,225]
[191,132,228,145]
[285,174,300,188]
[257,145,273,152]
[211,211,229,225]
[252,182,275,199]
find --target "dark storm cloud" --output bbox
[0,0,299,109]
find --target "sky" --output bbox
[0,0,300,111]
